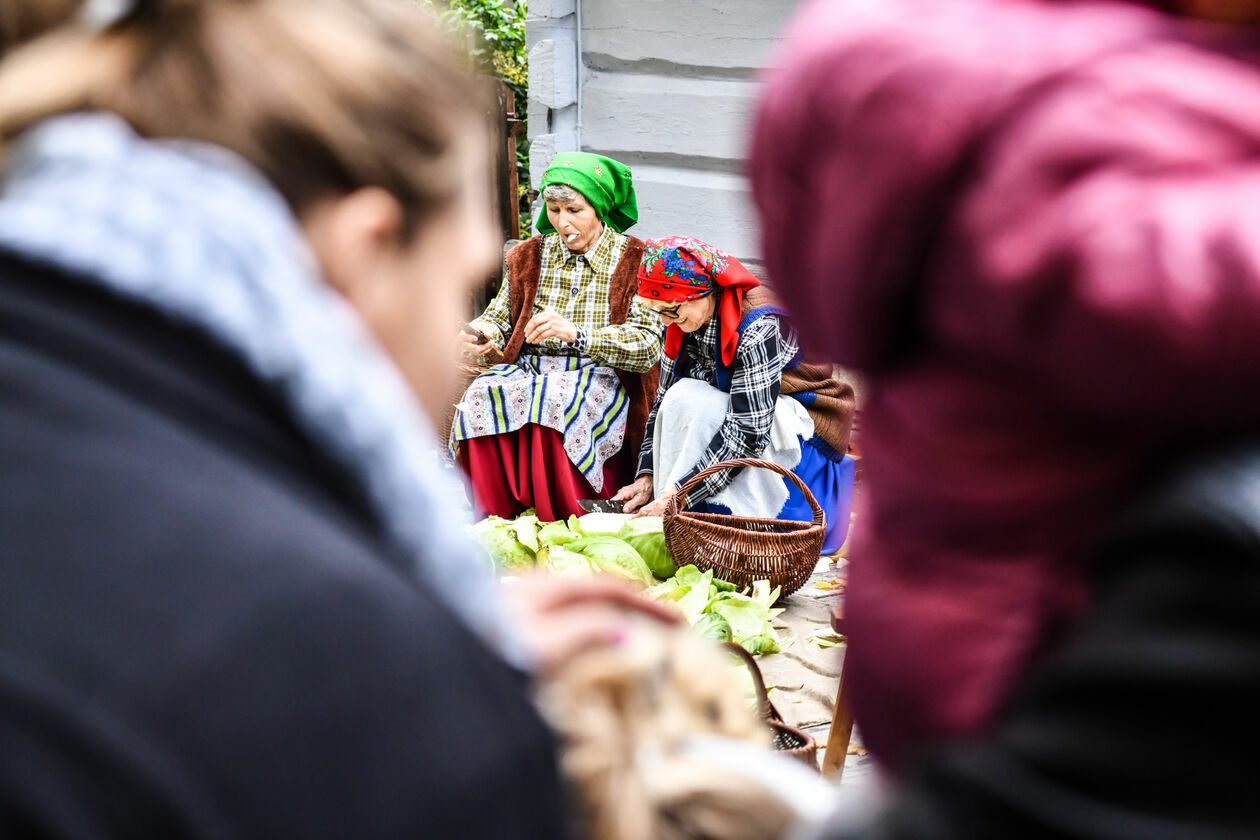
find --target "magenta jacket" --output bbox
[752,0,1260,772]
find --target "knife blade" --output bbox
[577,499,626,513]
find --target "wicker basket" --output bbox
[723,642,818,770]
[663,457,826,598]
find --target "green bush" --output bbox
[425,0,531,234]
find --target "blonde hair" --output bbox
[0,0,490,235]
[0,0,81,51]
[537,622,805,840]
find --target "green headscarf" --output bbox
[535,152,638,234]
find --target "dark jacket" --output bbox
[0,253,566,838]
[810,445,1260,839]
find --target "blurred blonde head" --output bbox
[537,621,819,840]
[0,0,502,422]
[0,0,81,51]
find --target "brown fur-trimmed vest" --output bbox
[741,285,856,458]
[501,235,660,463]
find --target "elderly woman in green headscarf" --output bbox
[451,152,662,521]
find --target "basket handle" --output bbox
[665,457,824,529]
[721,641,785,724]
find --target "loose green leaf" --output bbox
[676,579,714,625]
[711,598,772,644]
[750,579,782,610]
[693,612,732,643]
[511,514,540,554]
[740,634,781,656]
[646,564,783,654]
[672,565,709,588]
[805,629,847,649]
[539,519,580,547]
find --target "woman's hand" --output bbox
[634,497,669,518]
[459,330,501,361]
[613,475,655,514]
[525,309,578,344]
[500,573,681,676]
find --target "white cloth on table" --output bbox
[652,378,814,518]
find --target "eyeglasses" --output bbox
[647,302,683,320]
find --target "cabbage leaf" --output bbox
[538,545,595,577]
[648,564,784,655]
[576,512,633,536]
[539,519,580,546]
[568,535,655,587]
[618,516,675,580]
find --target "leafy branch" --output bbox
[423,0,531,233]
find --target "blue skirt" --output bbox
[695,439,856,555]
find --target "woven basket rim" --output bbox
[670,516,825,546]
[670,508,817,529]
[666,457,826,529]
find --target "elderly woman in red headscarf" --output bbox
[613,236,857,554]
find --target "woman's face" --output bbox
[305,132,499,426]
[641,293,717,334]
[546,191,603,253]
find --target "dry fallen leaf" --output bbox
[846,744,868,756]
[805,629,847,649]
[814,577,847,591]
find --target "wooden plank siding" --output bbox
[527,0,802,266]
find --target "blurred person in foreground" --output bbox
[753,0,1260,837]
[539,621,838,840]
[0,1,80,49]
[0,0,682,836]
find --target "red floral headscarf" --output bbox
[637,236,761,366]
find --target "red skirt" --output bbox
[458,423,626,521]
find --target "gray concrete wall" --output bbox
[526,0,801,265]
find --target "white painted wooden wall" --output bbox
[526,0,801,266]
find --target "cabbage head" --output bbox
[618,516,675,580]
[568,535,654,587]
[538,545,595,577]
[576,512,633,536]
[469,516,535,571]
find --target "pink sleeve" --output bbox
[750,0,1165,370]
[937,46,1260,428]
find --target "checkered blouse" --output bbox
[637,310,800,504]
[473,228,662,373]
